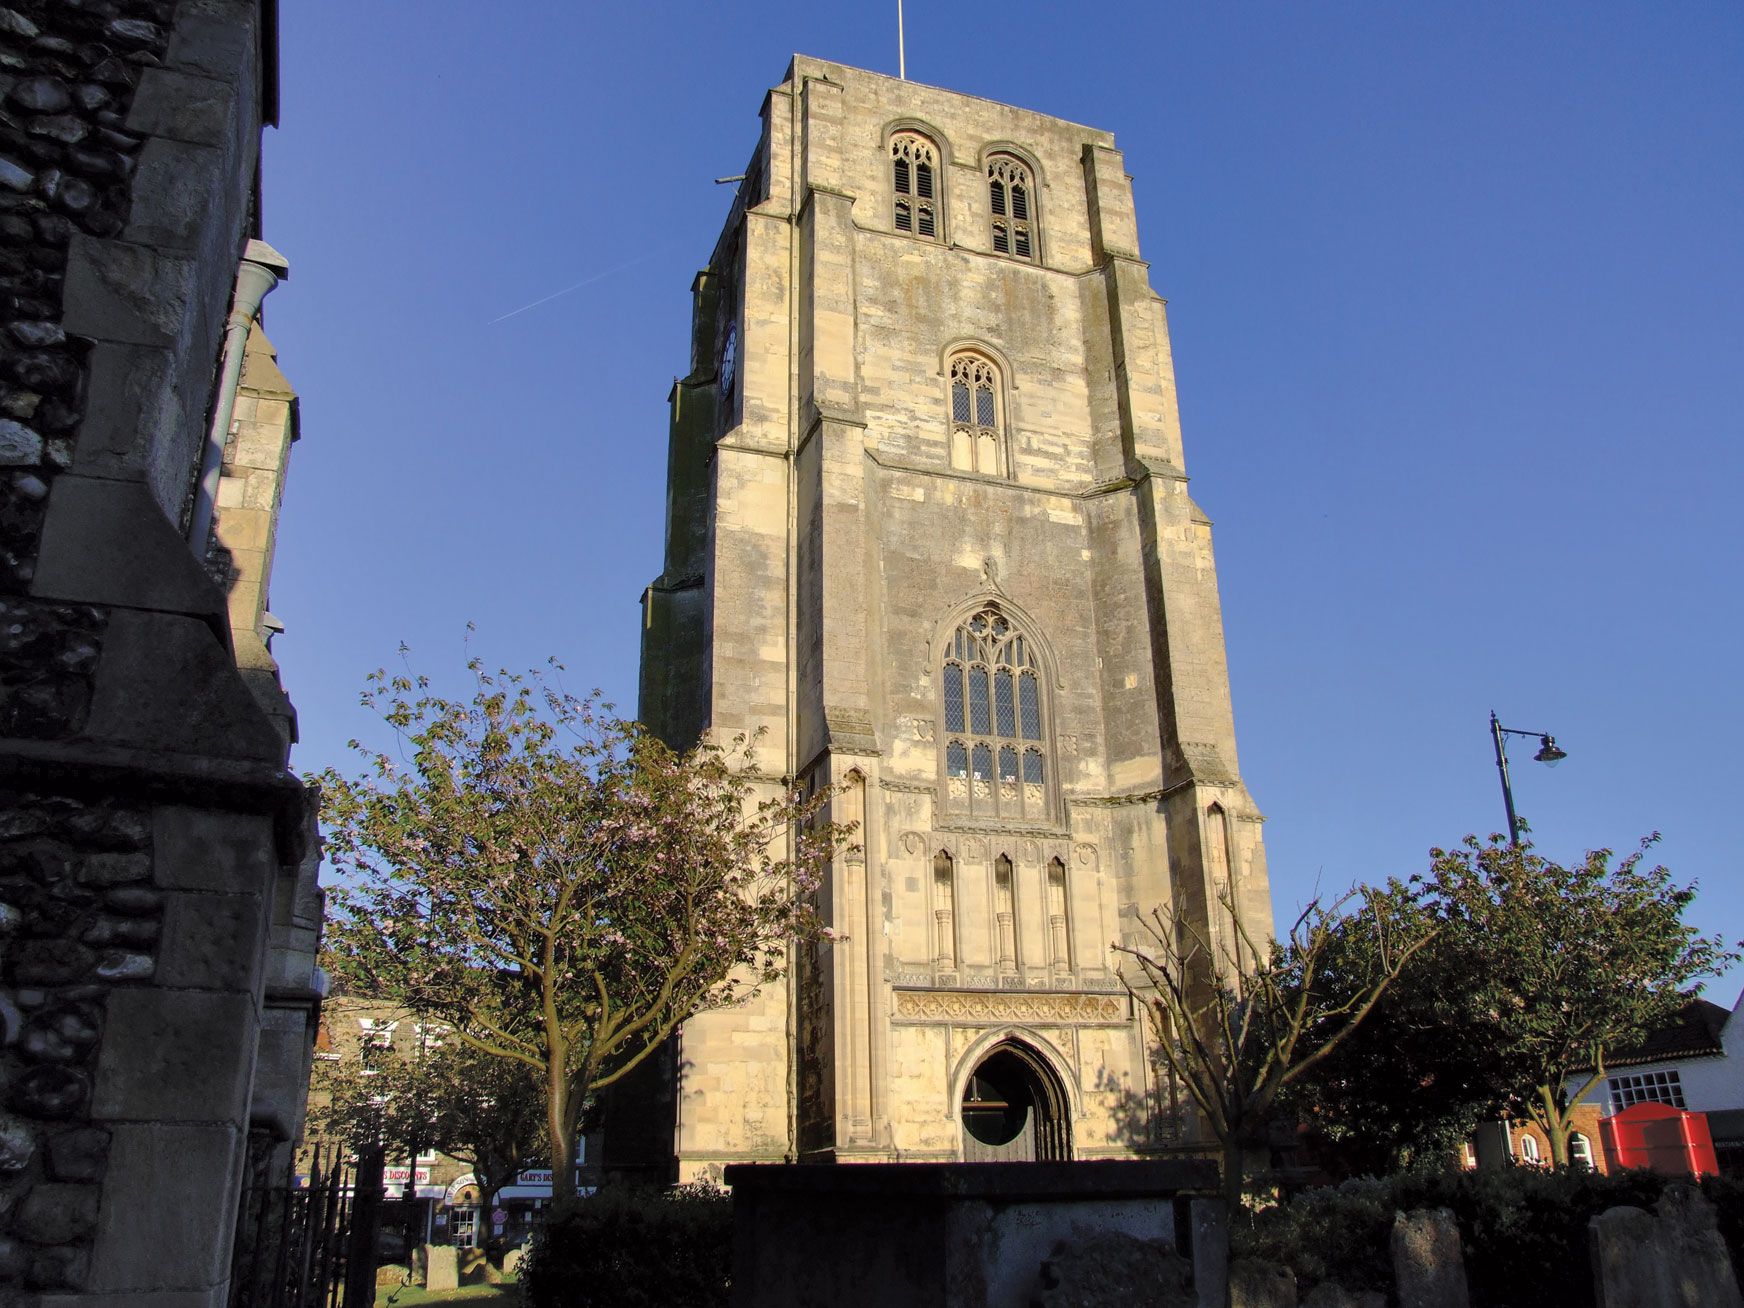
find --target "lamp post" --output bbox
[1489,711,1568,845]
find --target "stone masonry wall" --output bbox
[637,58,1274,1176]
[1,0,176,588]
[0,791,153,1297]
[0,2,320,1304]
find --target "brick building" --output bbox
[624,57,1274,1180]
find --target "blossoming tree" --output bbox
[317,656,848,1199]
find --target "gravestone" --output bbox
[1391,1209,1468,1308]
[1302,1282,1386,1308]
[1656,1185,1743,1308]
[1229,1258,1296,1308]
[1590,1206,1668,1307]
[1032,1231,1193,1308]
[1192,1198,1229,1308]
[425,1244,460,1292]
[1590,1187,1743,1308]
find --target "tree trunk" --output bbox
[1222,1136,1244,1214]
[548,1063,576,1201]
[1538,1085,1572,1169]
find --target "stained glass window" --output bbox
[947,354,1005,477]
[938,606,1052,821]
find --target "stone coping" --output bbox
[722,1159,1218,1200]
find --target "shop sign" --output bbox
[514,1168,585,1186]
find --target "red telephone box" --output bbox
[1600,1101,1720,1177]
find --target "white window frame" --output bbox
[1569,1132,1594,1170]
[1608,1069,1686,1110]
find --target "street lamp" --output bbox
[1489,711,1568,845]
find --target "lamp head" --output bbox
[1534,735,1567,767]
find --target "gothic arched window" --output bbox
[948,353,1005,476]
[892,133,940,239]
[987,155,1034,260]
[940,606,1049,821]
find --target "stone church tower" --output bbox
[630,56,1273,1179]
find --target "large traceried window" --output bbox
[948,353,1005,476]
[941,606,1049,821]
[892,133,939,239]
[987,155,1035,260]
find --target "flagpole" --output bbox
[898,0,906,79]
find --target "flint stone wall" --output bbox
[0,1,319,1305]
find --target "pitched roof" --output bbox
[1604,999,1730,1071]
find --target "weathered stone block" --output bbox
[84,610,284,762]
[153,807,276,895]
[76,853,150,887]
[28,1244,89,1291]
[15,1183,98,1244]
[86,1122,241,1293]
[123,68,235,148]
[9,1067,89,1120]
[122,138,219,252]
[0,1113,37,1173]
[0,1233,30,1279]
[1230,1258,1297,1308]
[1655,1185,1744,1308]
[1591,1188,1744,1308]
[1391,1208,1468,1308]
[425,1245,460,1293]
[165,13,253,81]
[60,237,198,350]
[1301,1284,1385,1308]
[1192,1197,1229,1308]
[1591,1205,1667,1308]
[45,1126,108,1182]
[1032,1231,1193,1308]
[155,889,266,991]
[91,989,255,1124]
[31,475,223,622]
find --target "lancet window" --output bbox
[892,133,939,239]
[948,353,1004,476]
[940,606,1049,821]
[987,156,1034,260]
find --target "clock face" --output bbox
[720,323,738,398]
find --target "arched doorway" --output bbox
[959,1041,1071,1162]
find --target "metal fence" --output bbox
[230,1145,383,1308]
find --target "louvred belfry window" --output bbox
[892,133,940,239]
[987,156,1034,260]
[941,607,1050,821]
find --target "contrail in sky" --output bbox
[487,252,659,325]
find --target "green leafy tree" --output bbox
[1419,834,1736,1168]
[317,657,850,1199]
[1276,882,1510,1173]
[311,1020,547,1214]
[1117,889,1432,1209]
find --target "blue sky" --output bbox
[264,3,1744,996]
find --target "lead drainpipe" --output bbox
[186,238,290,551]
